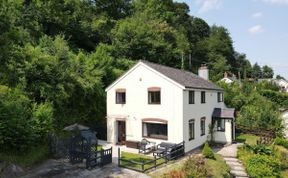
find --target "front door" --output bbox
[117,121,126,145]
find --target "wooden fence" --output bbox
[86,147,113,169]
[118,141,185,173]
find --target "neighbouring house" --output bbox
[280,108,288,138]
[105,61,235,152]
[258,78,288,93]
[220,72,239,84]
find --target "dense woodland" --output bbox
[0,0,286,152]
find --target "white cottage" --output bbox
[105,61,235,152]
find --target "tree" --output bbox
[276,75,285,80]
[252,63,262,79]
[262,65,274,78]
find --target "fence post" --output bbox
[101,149,104,166]
[118,147,120,167]
[154,155,157,169]
[141,159,144,172]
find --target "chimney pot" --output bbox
[198,65,209,80]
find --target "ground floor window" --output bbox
[201,117,205,136]
[216,119,225,131]
[142,123,168,140]
[189,119,195,140]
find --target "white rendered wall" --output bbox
[183,89,226,151]
[106,64,184,145]
[213,119,233,143]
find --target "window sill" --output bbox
[143,136,168,140]
[116,103,126,104]
[216,129,225,132]
[189,138,194,141]
[148,103,161,105]
[201,134,205,136]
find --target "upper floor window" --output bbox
[201,117,205,136]
[116,89,126,104]
[218,92,223,102]
[201,91,206,103]
[148,87,161,104]
[189,119,195,140]
[189,91,195,104]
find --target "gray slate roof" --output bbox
[142,60,223,91]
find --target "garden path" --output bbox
[216,143,249,178]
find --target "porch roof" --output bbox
[212,108,235,119]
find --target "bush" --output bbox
[246,154,281,178]
[202,142,215,159]
[274,137,288,149]
[182,155,208,178]
[163,170,186,178]
[244,144,273,155]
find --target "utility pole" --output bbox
[181,52,184,70]
[189,53,192,71]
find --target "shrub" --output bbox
[274,137,288,149]
[274,145,288,169]
[246,154,281,178]
[202,142,215,159]
[182,155,208,178]
[163,170,186,178]
[244,144,273,155]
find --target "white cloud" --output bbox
[196,0,222,13]
[263,0,288,5]
[252,12,263,18]
[248,25,264,34]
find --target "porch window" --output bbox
[143,123,167,140]
[148,87,161,104]
[189,90,195,104]
[116,91,126,104]
[201,117,205,136]
[201,91,206,103]
[216,119,225,132]
[217,92,223,102]
[189,119,195,140]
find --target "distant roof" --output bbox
[141,60,223,91]
[212,108,235,118]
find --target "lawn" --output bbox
[235,133,259,145]
[0,144,49,167]
[205,154,231,178]
[120,152,165,171]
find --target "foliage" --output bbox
[246,154,281,178]
[182,155,208,178]
[205,154,231,178]
[274,138,288,149]
[238,146,282,178]
[202,142,215,159]
[260,90,288,108]
[244,144,273,155]
[274,145,288,169]
[0,144,49,167]
[235,133,260,145]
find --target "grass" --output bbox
[205,154,231,178]
[235,133,259,145]
[0,144,49,167]
[120,152,165,171]
[281,170,288,178]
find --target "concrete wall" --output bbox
[106,63,183,145]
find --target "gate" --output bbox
[86,147,113,168]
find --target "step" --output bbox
[224,157,239,162]
[231,170,248,177]
[226,161,242,167]
[230,165,246,171]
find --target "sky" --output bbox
[174,0,288,79]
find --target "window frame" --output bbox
[201,91,206,104]
[142,122,168,140]
[189,119,195,141]
[200,117,205,136]
[189,90,195,104]
[115,90,126,104]
[148,87,161,105]
[217,92,223,102]
[216,119,225,132]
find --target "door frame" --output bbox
[117,120,126,145]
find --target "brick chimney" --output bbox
[198,65,209,80]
